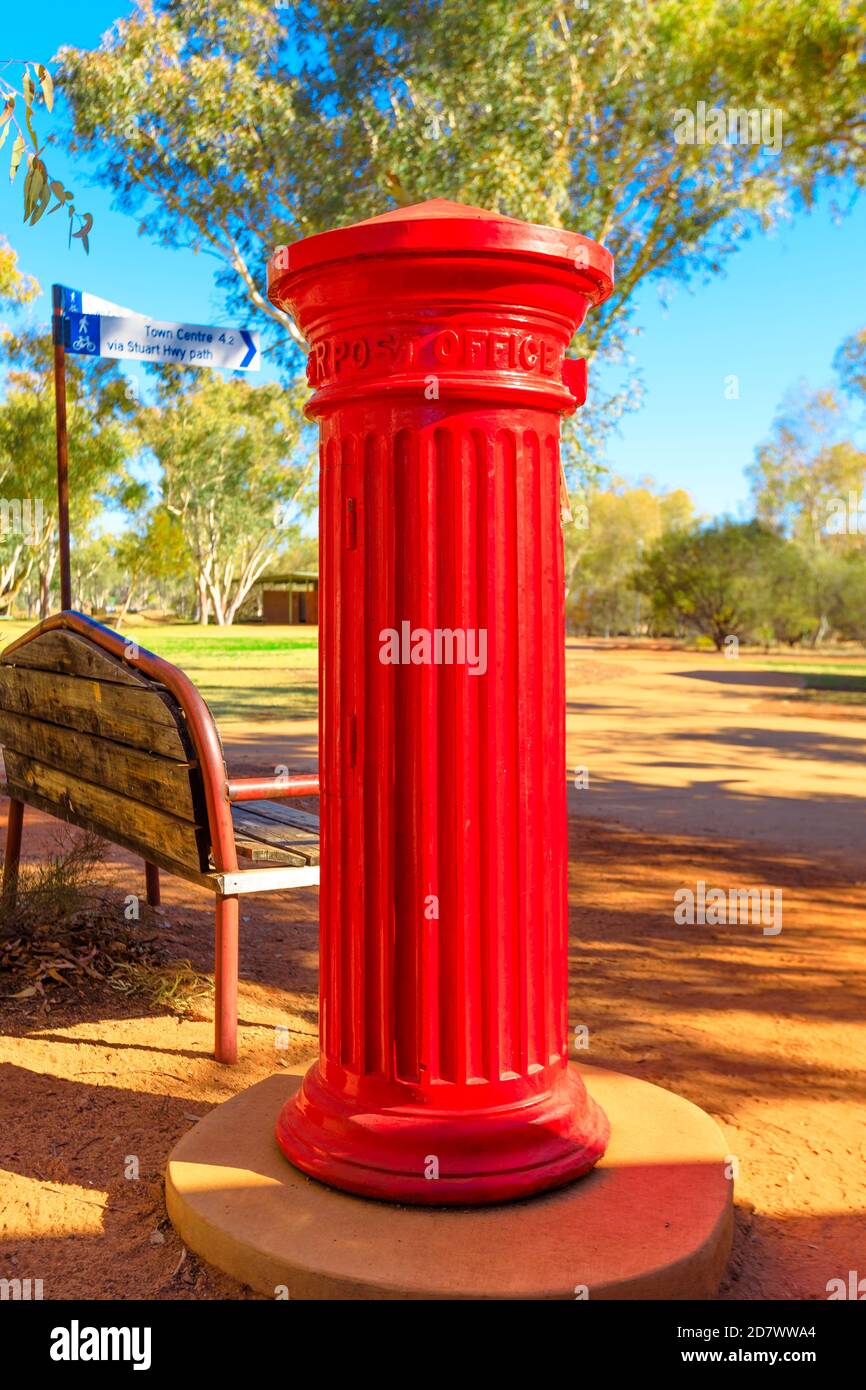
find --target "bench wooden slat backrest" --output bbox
[0,628,219,876]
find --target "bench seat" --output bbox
[0,611,320,1063]
[230,799,320,867]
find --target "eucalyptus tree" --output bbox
[143,370,313,625]
[59,0,866,477]
[0,331,139,616]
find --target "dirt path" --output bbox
[564,643,866,862]
[1,643,864,1299]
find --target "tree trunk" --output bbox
[39,570,50,618]
[197,573,210,626]
[116,578,138,626]
[224,545,276,627]
[207,577,227,625]
[37,547,58,619]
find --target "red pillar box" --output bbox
[267,199,614,1204]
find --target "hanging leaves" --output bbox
[48,178,72,216]
[23,156,52,224]
[0,60,92,247]
[23,156,41,213]
[71,210,93,254]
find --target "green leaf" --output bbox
[22,69,35,109]
[24,100,38,151]
[37,65,54,113]
[23,161,34,218]
[47,178,66,214]
[23,155,47,220]
[72,210,93,253]
[9,132,25,183]
[27,161,50,224]
[29,189,51,225]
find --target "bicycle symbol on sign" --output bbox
[72,315,96,353]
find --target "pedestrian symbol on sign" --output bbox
[72,315,96,354]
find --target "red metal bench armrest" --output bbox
[227,775,319,802]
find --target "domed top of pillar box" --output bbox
[267,198,614,413]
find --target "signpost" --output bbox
[51,284,261,613]
[51,286,72,611]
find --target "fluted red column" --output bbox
[268,200,614,1203]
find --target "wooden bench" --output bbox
[0,611,320,1064]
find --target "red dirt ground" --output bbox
[1,644,864,1300]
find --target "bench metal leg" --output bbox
[214,893,239,1064]
[2,799,24,906]
[144,861,160,907]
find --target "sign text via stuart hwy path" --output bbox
[60,289,260,372]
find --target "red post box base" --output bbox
[275,1064,609,1205]
[168,1068,733,1299]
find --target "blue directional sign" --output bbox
[60,287,261,372]
[60,286,135,317]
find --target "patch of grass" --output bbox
[777,688,866,708]
[0,829,175,1004]
[0,621,321,724]
[111,958,213,1016]
[121,624,320,721]
[126,631,319,660]
[0,829,107,943]
[803,674,866,693]
[760,662,866,693]
[763,660,866,679]
[191,680,318,721]
[0,622,319,661]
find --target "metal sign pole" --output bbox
[51,284,72,611]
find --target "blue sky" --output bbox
[601,194,866,518]
[2,0,864,522]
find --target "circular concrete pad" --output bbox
[166,1065,733,1299]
